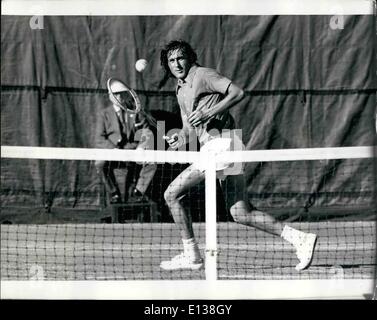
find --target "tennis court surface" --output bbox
[2,221,375,280]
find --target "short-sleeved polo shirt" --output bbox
[176,65,235,144]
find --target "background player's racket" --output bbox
[107,77,160,130]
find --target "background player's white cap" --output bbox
[107,78,128,93]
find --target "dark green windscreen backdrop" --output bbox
[1,16,376,219]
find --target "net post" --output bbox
[205,152,217,281]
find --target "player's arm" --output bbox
[208,82,244,117]
[188,82,244,127]
[164,112,195,149]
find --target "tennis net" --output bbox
[1,145,376,282]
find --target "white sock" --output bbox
[182,238,201,261]
[281,225,306,245]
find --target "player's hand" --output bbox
[163,133,183,150]
[188,110,209,127]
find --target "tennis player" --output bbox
[160,40,317,271]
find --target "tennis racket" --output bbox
[107,77,160,130]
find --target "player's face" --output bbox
[167,49,191,80]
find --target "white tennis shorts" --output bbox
[192,133,245,178]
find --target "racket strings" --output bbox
[108,78,160,131]
[111,90,159,130]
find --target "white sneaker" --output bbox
[160,253,204,271]
[294,233,317,271]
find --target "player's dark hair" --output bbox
[158,40,198,88]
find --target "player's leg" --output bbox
[95,160,121,203]
[227,174,284,235]
[160,164,205,270]
[227,174,317,271]
[230,200,286,235]
[164,164,205,239]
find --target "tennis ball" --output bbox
[135,59,148,72]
